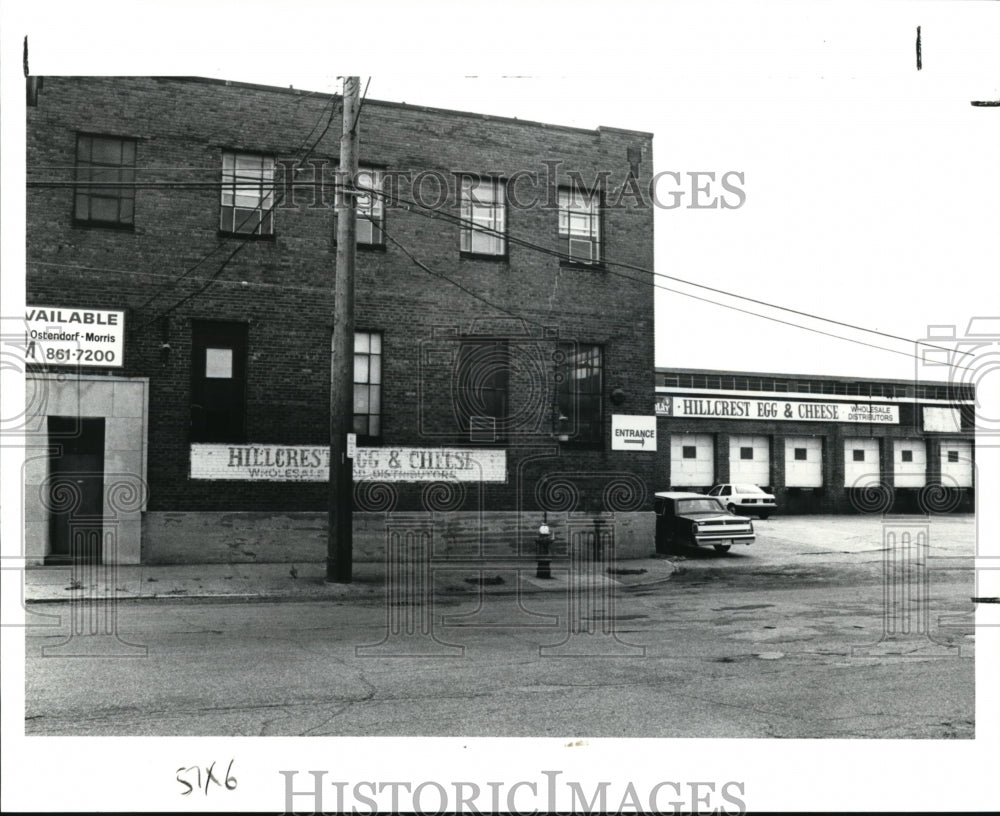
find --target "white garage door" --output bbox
[939,439,973,488]
[729,435,769,486]
[785,437,822,487]
[670,433,714,487]
[894,439,927,488]
[844,438,880,488]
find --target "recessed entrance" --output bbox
[45,416,105,565]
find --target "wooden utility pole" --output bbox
[328,77,360,582]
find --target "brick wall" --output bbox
[27,77,657,561]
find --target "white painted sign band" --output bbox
[658,396,899,424]
[191,444,507,482]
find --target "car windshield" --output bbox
[736,485,764,494]
[678,498,724,514]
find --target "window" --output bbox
[853,449,866,462]
[337,167,385,246]
[794,448,808,461]
[947,450,959,463]
[740,447,754,460]
[220,151,275,235]
[353,331,382,437]
[558,186,601,264]
[682,445,697,459]
[901,450,913,463]
[556,342,603,444]
[459,176,506,256]
[356,168,385,246]
[74,134,136,227]
[191,321,248,442]
[456,340,509,442]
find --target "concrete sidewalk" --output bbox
[22,555,677,604]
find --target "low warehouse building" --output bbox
[655,368,975,514]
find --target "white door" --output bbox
[844,438,880,488]
[730,435,769,485]
[939,439,973,488]
[670,433,714,486]
[894,439,927,488]
[785,436,822,487]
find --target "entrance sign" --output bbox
[25,306,125,367]
[612,415,657,451]
[191,444,507,482]
[662,396,899,424]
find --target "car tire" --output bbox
[713,544,731,553]
[727,503,737,514]
[758,513,770,520]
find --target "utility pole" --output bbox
[328,77,360,582]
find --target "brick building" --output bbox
[655,367,976,514]
[24,76,657,566]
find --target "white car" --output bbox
[707,484,776,519]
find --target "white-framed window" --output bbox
[220,151,275,236]
[558,186,601,264]
[459,176,506,255]
[355,167,384,246]
[353,331,382,438]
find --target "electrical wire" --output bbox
[133,96,341,324]
[350,180,979,370]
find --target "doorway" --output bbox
[46,416,105,565]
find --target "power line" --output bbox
[134,96,341,323]
[379,222,546,327]
[352,180,975,364]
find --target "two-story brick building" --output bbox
[24,76,658,566]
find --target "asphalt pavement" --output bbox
[22,554,677,604]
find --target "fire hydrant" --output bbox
[536,523,553,579]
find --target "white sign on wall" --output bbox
[666,396,899,424]
[612,415,657,451]
[25,306,125,367]
[923,406,962,433]
[191,444,507,482]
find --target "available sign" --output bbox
[663,396,899,424]
[191,444,507,482]
[25,306,124,367]
[612,415,657,451]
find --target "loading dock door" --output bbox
[894,439,927,488]
[785,437,822,487]
[46,416,105,564]
[940,440,973,488]
[729,435,769,486]
[670,433,714,487]
[844,438,880,488]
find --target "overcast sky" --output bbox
[2,2,999,812]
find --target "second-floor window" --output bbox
[220,151,275,236]
[558,186,601,264]
[74,134,136,227]
[459,176,506,256]
[356,168,385,246]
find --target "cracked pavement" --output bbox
[24,515,976,737]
